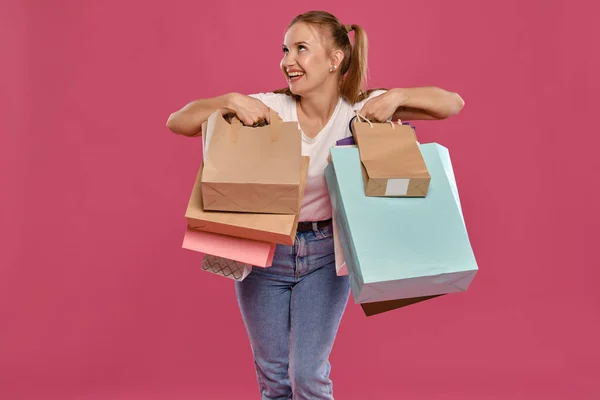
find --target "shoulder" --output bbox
[337,89,388,120]
[350,89,388,111]
[248,92,295,116]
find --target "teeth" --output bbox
[288,72,304,77]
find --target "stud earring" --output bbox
[329,65,338,73]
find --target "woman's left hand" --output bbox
[358,90,402,122]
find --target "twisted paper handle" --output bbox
[355,112,401,129]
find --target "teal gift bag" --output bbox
[325,144,478,307]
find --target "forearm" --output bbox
[391,87,464,120]
[166,94,234,137]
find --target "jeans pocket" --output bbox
[317,223,334,239]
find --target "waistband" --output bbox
[297,218,333,232]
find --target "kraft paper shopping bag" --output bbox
[360,295,444,316]
[186,156,310,246]
[351,116,430,197]
[201,109,302,214]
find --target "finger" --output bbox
[242,117,255,126]
[260,108,271,124]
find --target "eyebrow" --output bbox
[282,41,310,47]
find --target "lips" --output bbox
[287,70,305,82]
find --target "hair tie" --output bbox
[344,24,353,33]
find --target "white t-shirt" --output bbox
[249,90,386,222]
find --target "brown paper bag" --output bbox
[201,109,302,214]
[186,156,310,246]
[352,118,430,197]
[360,295,445,317]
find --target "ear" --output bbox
[330,49,345,69]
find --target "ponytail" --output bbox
[340,24,368,104]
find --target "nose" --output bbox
[281,53,296,69]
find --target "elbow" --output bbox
[166,112,202,137]
[429,90,465,119]
[166,112,188,135]
[166,113,179,133]
[448,92,465,117]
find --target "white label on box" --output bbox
[385,179,409,196]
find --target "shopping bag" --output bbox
[182,226,275,267]
[201,109,302,214]
[332,216,348,276]
[360,295,445,316]
[351,116,430,197]
[325,144,478,315]
[201,254,252,281]
[186,156,310,246]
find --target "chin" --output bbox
[289,82,316,97]
[288,84,303,96]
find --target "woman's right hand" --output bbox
[226,93,271,126]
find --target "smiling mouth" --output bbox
[287,72,305,82]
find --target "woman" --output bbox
[167,10,464,400]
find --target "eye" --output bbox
[298,45,306,51]
[282,46,289,54]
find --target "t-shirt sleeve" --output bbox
[351,89,388,112]
[248,92,288,116]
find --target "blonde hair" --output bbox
[274,10,380,104]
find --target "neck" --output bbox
[297,82,340,124]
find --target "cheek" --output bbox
[297,53,317,72]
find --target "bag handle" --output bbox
[352,112,400,131]
[350,113,421,145]
[228,109,283,142]
[228,109,282,127]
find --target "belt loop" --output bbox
[312,221,318,232]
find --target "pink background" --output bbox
[2,0,599,399]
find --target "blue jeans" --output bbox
[235,222,351,399]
